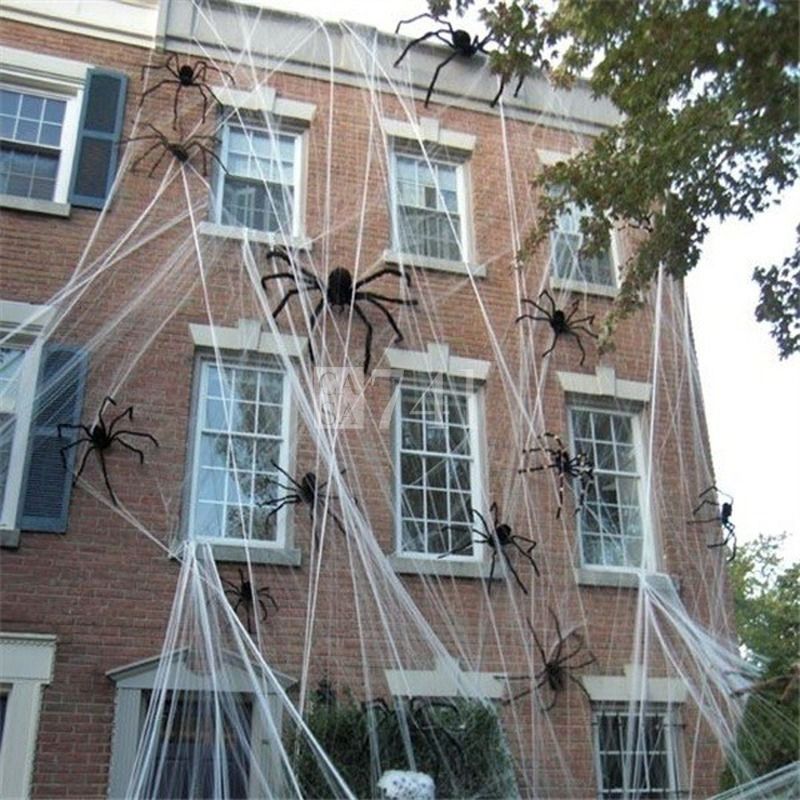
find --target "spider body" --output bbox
[505,608,596,711]
[516,290,599,365]
[261,461,347,539]
[123,123,225,177]
[519,432,594,518]
[261,249,417,374]
[689,485,736,561]
[394,13,493,107]
[140,53,235,127]
[438,502,538,594]
[57,396,159,506]
[222,568,278,634]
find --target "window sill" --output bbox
[389,553,493,580]
[0,527,21,549]
[197,541,302,567]
[550,275,617,298]
[198,221,313,252]
[383,249,486,278]
[0,194,70,218]
[575,567,678,591]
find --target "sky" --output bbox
[249,0,800,564]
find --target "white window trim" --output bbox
[0,47,89,214]
[384,116,482,277]
[207,87,315,249]
[184,320,306,566]
[106,649,295,800]
[385,655,507,700]
[558,366,665,579]
[0,300,54,542]
[0,632,57,800]
[386,343,492,579]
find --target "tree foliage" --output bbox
[722,534,800,787]
[430,0,800,355]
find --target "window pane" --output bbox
[551,200,614,286]
[572,409,644,567]
[0,145,59,200]
[395,153,463,261]
[192,363,285,542]
[595,706,676,799]
[397,384,477,556]
[220,127,296,233]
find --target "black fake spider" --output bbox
[140,53,235,127]
[57,396,159,506]
[261,249,417,374]
[516,290,598,365]
[688,485,736,561]
[221,567,278,635]
[123,123,225,176]
[362,696,466,778]
[505,608,596,711]
[438,502,539,594]
[260,461,347,539]
[395,13,497,107]
[518,432,594,518]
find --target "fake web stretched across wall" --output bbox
[2,1,792,797]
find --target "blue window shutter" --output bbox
[19,345,88,533]
[69,68,128,209]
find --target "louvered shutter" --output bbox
[19,345,88,533]
[69,68,128,209]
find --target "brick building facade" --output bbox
[0,1,733,797]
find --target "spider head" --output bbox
[90,423,112,447]
[721,501,733,521]
[326,267,354,307]
[300,472,318,501]
[239,580,254,601]
[178,64,195,85]
[551,309,568,332]
[167,143,191,162]
[495,523,512,546]
[545,662,566,692]
[452,29,474,54]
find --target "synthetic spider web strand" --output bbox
[44,5,776,796]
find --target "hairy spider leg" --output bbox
[393,26,446,67]
[104,405,134,436]
[107,435,148,464]
[498,543,528,595]
[96,447,118,505]
[138,78,181,106]
[510,536,540,577]
[352,303,374,374]
[187,140,226,177]
[128,139,168,174]
[270,277,321,320]
[58,433,94,477]
[426,48,462,106]
[394,11,441,34]
[492,72,526,107]
[354,266,412,289]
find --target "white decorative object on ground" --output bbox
[378,770,436,800]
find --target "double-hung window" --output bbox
[0,85,80,204]
[593,703,682,798]
[395,379,481,558]
[570,406,646,569]
[187,358,290,548]
[215,121,302,237]
[392,148,467,263]
[551,199,615,288]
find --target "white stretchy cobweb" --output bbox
[4,1,793,798]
